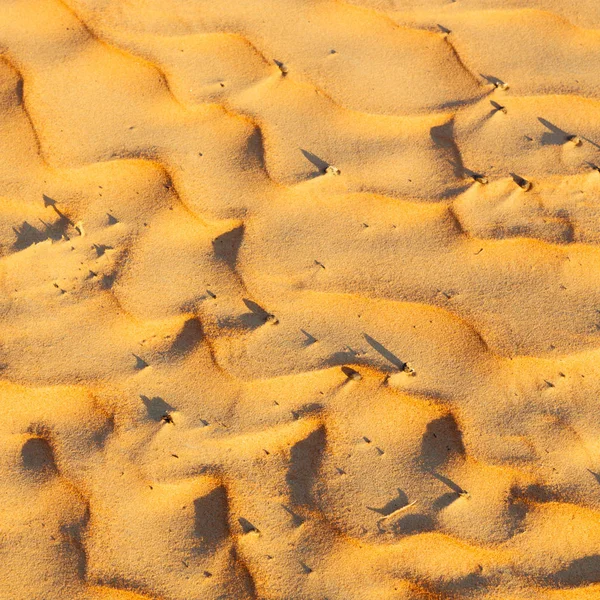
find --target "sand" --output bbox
[1,0,600,598]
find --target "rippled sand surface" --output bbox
[2,1,600,598]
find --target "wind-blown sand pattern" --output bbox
[2,0,600,598]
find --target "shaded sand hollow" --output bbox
[2,0,600,598]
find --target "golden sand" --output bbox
[2,0,600,598]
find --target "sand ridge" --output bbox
[2,0,600,598]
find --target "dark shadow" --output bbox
[538,117,570,145]
[430,121,462,178]
[100,273,115,289]
[341,365,361,380]
[245,127,267,169]
[93,244,112,257]
[582,136,600,150]
[420,415,465,471]
[282,504,305,527]
[301,149,328,172]
[291,402,323,421]
[60,505,90,579]
[559,221,575,243]
[432,492,461,511]
[238,517,259,534]
[133,354,148,370]
[43,194,73,225]
[286,426,326,506]
[21,437,57,475]
[431,471,467,495]
[94,575,160,599]
[240,298,272,329]
[367,488,409,516]
[506,497,527,537]
[43,194,57,208]
[510,172,529,188]
[363,334,404,370]
[588,469,600,485]
[12,214,71,251]
[518,483,558,503]
[273,59,288,74]
[382,513,434,535]
[169,317,203,356]
[329,351,362,366]
[140,395,175,421]
[40,218,70,240]
[300,329,317,345]
[15,77,23,103]
[448,160,482,181]
[213,225,244,270]
[549,555,600,587]
[490,100,506,113]
[107,213,118,225]
[242,298,269,318]
[12,221,46,250]
[300,561,313,574]
[480,73,505,86]
[229,546,259,597]
[396,513,434,534]
[430,120,456,150]
[437,24,450,34]
[193,486,229,549]
[91,414,116,450]
[435,571,487,594]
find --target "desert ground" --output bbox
[1,0,600,598]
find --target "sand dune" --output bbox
[2,0,600,598]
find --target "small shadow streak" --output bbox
[282,504,305,527]
[212,225,244,271]
[12,221,47,250]
[367,488,409,516]
[388,513,434,535]
[300,329,317,345]
[538,117,570,145]
[240,298,276,329]
[480,73,504,86]
[169,317,204,356]
[43,194,57,208]
[588,469,600,485]
[448,159,480,180]
[432,492,461,511]
[549,555,600,587]
[510,172,528,187]
[432,471,466,495]
[194,487,229,549]
[140,395,175,421]
[243,298,270,319]
[132,354,148,369]
[22,437,57,474]
[301,149,329,172]
[43,194,73,225]
[341,365,361,380]
[582,136,600,150]
[363,334,405,370]
[238,517,259,534]
[490,100,505,113]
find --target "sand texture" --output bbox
[2,0,600,598]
